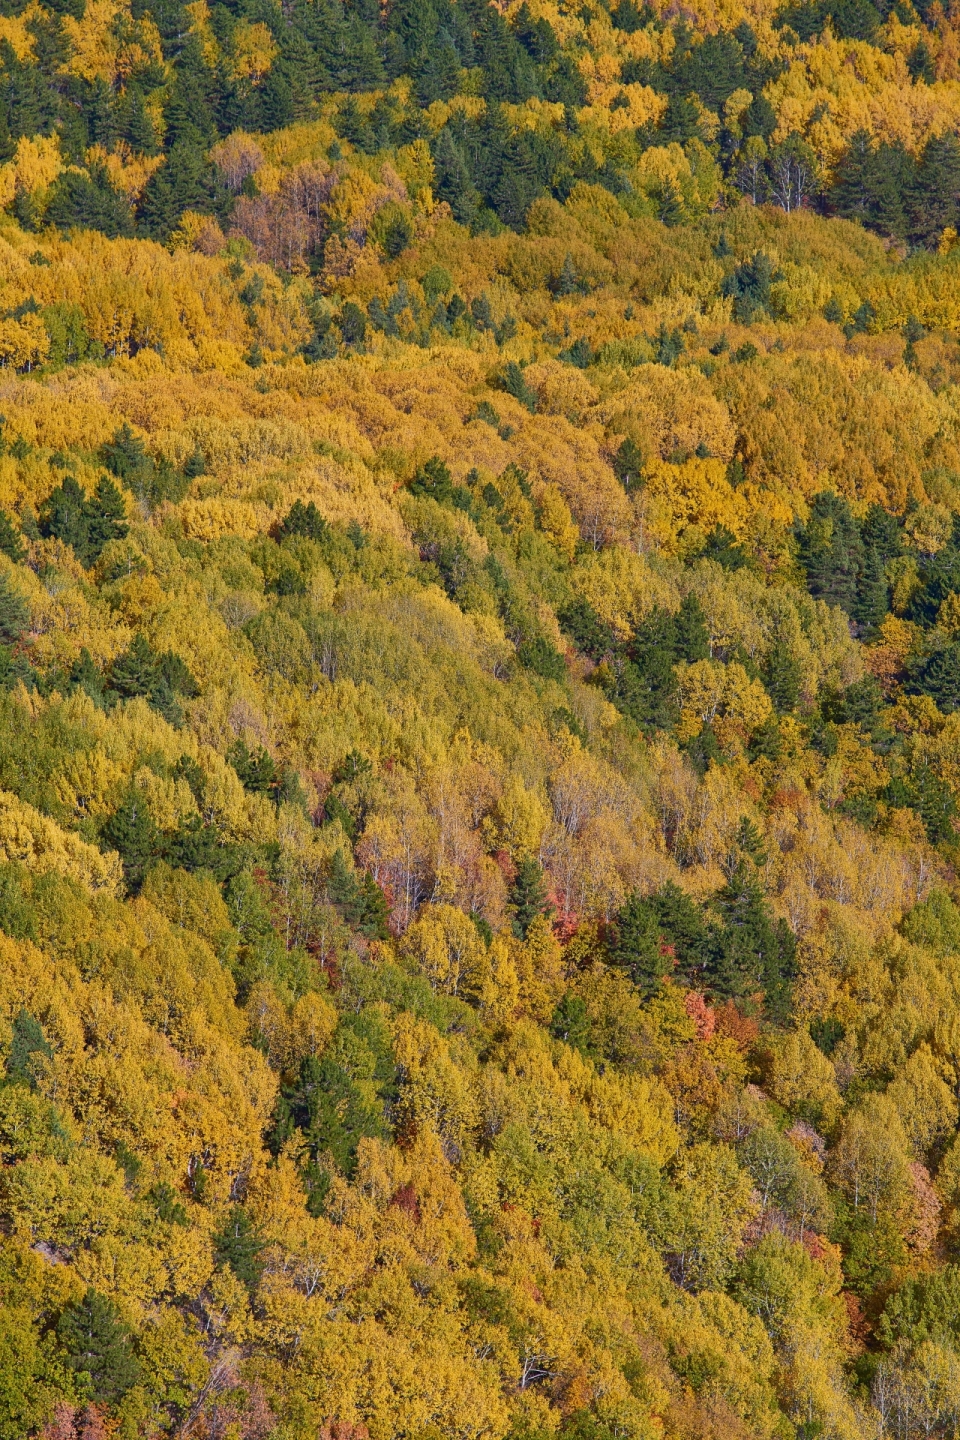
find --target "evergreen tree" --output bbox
[213,1206,264,1293]
[277,499,329,542]
[674,593,710,662]
[907,38,935,83]
[110,633,160,701]
[409,456,454,503]
[706,861,796,1013]
[612,437,643,491]
[908,133,960,248]
[56,1289,141,1405]
[797,491,863,614]
[853,546,889,631]
[720,251,774,323]
[907,642,960,714]
[0,574,28,646]
[608,890,674,995]
[549,992,594,1054]
[762,645,801,714]
[0,509,24,564]
[85,476,129,558]
[138,137,214,239]
[44,162,133,238]
[508,855,553,938]
[6,1008,52,1087]
[100,423,150,487]
[226,740,277,795]
[100,790,161,894]
[38,473,89,557]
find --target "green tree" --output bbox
[0,575,28,646]
[508,855,553,939]
[6,1008,52,1087]
[213,1206,264,1293]
[608,890,674,995]
[100,790,161,894]
[56,1288,141,1405]
[0,512,24,564]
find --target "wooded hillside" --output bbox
[1,1,960,1438]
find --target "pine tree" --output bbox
[110,633,159,701]
[608,890,673,995]
[213,1206,264,1293]
[853,547,889,632]
[278,499,328,542]
[85,476,128,559]
[226,740,277,795]
[508,856,553,939]
[7,1008,52,1087]
[762,645,801,714]
[56,1289,141,1405]
[100,791,161,894]
[0,509,24,564]
[409,456,454,502]
[0,574,28,646]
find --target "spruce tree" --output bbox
[608,890,673,995]
[56,1289,141,1405]
[908,133,960,248]
[278,499,328,542]
[213,1206,264,1293]
[853,546,889,631]
[0,509,24,564]
[612,438,644,492]
[7,1008,52,1087]
[762,645,801,714]
[38,474,89,558]
[674,593,710,662]
[0,574,28,646]
[797,491,863,614]
[100,791,161,894]
[508,855,553,939]
[110,633,159,701]
[85,476,129,560]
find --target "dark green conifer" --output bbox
[56,1289,141,1404]
[508,855,554,939]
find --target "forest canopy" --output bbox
[2,0,960,1438]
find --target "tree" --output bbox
[6,1007,51,1087]
[707,862,796,1013]
[213,1205,264,1293]
[608,891,674,995]
[0,511,24,564]
[277,499,328,542]
[508,856,553,939]
[762,645,801,714]
[907,642,960,714]
[796,491,863,614]
[0,575,28,646]
[720,251,773,322]
[767,133,819,213]
[44,163,133,239]
[909,133,960,248]
[56,1289,141,1406]
[100,790,161,894]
